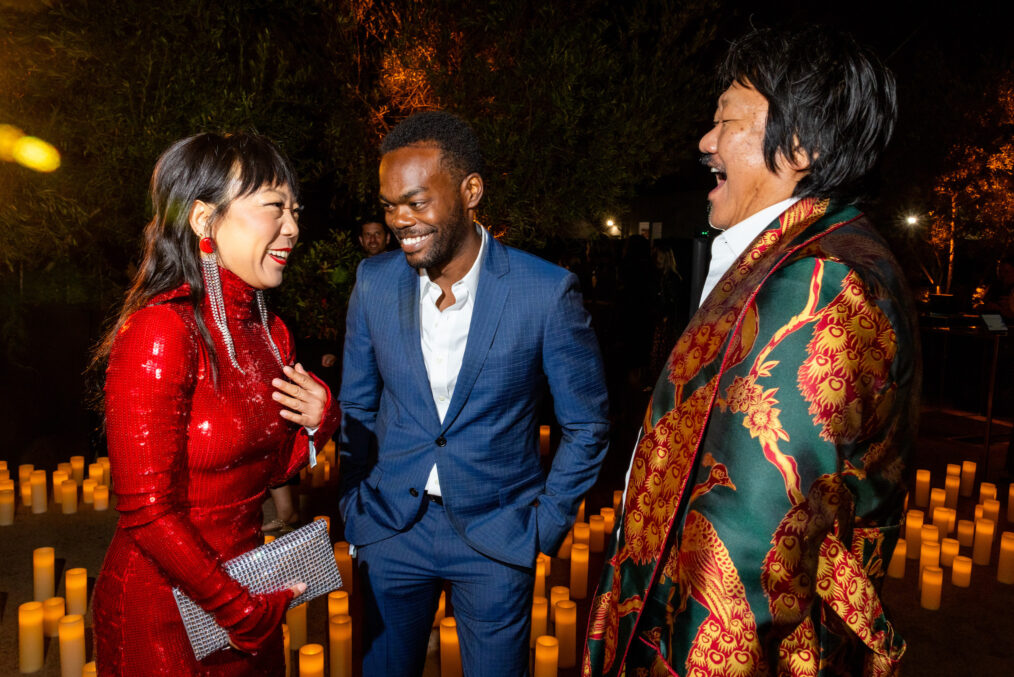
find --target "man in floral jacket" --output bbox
[585,26,918,676]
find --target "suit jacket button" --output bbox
[436,437,447,447]
[410,488,419,497]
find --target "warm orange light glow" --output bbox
[0,124,23,161]
[570,544,589,600]
[531,596,548,648]
[12,135,61,172]
[0,488,14,526]
[555,600,577,668]
[65,568,88,615]
[34,547,55,601]
[329,615,352,677]
[298,643,324,677]
[19,601,44,673]
[887,539,906,578]
[534,635,559,677]
[439,617,463,677]
[59,614,86,677]
[920,566,943,610]
[286,603,307,651]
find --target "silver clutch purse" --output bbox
[172,519,343,660]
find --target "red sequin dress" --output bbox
[93,267,339,676]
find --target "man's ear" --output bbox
[189,200,215,238]
[787,135,815,172]
[461,173,484,211]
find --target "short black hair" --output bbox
[720,26,897,202]
[379,110,484,181]
[358,220,387,236]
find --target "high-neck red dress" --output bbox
[93,268,339,675]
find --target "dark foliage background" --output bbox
[1,0,1012,464]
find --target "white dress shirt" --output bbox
[420,224,488,497]
[699,197,801,307]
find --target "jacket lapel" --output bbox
[440,235,510,431]
[398,262,442,431]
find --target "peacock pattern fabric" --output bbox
[92,266,340,675]
[584,199,919,677]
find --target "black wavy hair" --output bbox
[379,110,484,182]
[92,132,299,386]
[720,26,897,202]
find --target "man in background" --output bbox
[358,220,390,257]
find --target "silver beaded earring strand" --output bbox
[256,290,284,368]
[199,234,243,372]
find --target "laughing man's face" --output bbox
[699,80,801,230]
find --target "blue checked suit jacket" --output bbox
[338,234,610,568]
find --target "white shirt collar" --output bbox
[700,197,801,307]
[713,197,801,261]
[419,223,487,305]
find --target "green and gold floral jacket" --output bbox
[584,199,919,677]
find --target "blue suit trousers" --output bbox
[357,501,535,676]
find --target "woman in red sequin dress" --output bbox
[91,132,340,675]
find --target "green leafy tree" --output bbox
[269,229,363,341]
[334,0,719,246]
[930,74,1014,292]
[0,0,371,350]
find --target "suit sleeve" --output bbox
[535,272,611,554]
[105,306,292,652]
[337,261,382,520]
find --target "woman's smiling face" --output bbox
[211,182,301,289]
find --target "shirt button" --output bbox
[438,396,446,402]
[436,437,447,447]
[410,488,419,497]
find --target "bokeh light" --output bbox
[0,124,61,172]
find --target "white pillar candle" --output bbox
[30,470,47,514]
[920,566,943,611]
[886,539,906,578]
[69,456,85,484]
[18,601,44,673]
[959,460,976,497]
[973,519,995,566]
[65,568,88,615]
[58,614,86,677]
[905,510,924,559]
[997,531,1014,584]
[34,547,55,601]
[913,469,930,507]
[0,488,14,526]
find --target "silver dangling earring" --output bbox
[199,235,243,372]
[256,290,284,368]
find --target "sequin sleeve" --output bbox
[104,304,291,649]
[267,314,341,484]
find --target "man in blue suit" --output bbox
[339,110,610,675]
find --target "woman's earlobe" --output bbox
[188,200,214,238]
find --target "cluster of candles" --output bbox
[887,460,1014,610]
[0,456,111,525]
[18,546,93,675]
[280,590,353,677]
[12,434,620,675]
[272,490,623,677]
[299,441,339,489]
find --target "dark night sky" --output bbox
[660,2,1013,222]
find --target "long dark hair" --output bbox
[91,132,299,385]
